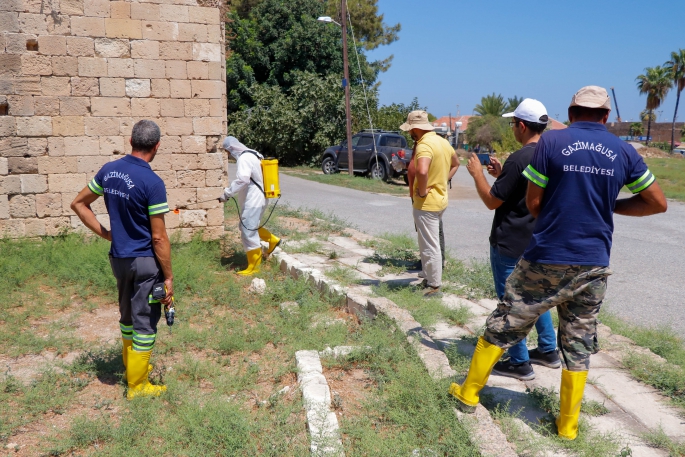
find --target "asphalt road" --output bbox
[268,167,683,332]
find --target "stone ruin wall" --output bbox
[0,0,228,240]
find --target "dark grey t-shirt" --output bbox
[489,143,536,259]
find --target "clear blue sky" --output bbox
[365,0,685,124]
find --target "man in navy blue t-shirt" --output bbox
[71,120,174,400]
[450,86,667,441]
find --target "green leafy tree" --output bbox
[506,96,524,113]
[636,66,672,145]
[665,49,685,150]
[371,97,427,146]
[228,71,374,165]
[225,0,380,111]
[630,122,644,137]
[474,93,507,117]
[464,115,508,150]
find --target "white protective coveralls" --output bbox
[220,137,267,251]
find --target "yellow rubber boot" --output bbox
[126,347,166,400]
[556,369,588,440]
[237,248,262,276]
[122,338,132,368]
[122,338,152,380]
[258,228,281,257]
[448,337,504,410]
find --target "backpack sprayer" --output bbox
[230,152,281,231]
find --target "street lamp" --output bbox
[454,121,462,148]
[318,6,354,176]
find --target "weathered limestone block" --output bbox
[21,175,48,194]
[142,21,178,41]
[70,17,105,37]
[133,58,165,78]
[78,56,108,77]
[0,158,8,176]
[46,14,70,36]
[9,194,36,218]
[47,137,65,156]
[66,36,94,57]
[205,168,225,187]
[109,2,130,19]
[159,5,188,23]
[184,99,209,117]
[8,157,38,174]
[105,18,142,39]
[165,117,193,136]
[125,78,150,98]
[16,116,52,137]
[35,193,62,217]
[0,54,22,77]
[99,136,124,155]
[0,12,20,34]
[48,173,87,192]
[159,41,192,60]
[52,116,85,136]
[33,97,59,116]
[169,79,190,98]
[192,117,222,135]
[165,60,187,79]
[180,209,207,227]
[186,61,207,79]
[0,220,25,238]
[99,77,125,97]
[177,170,204,188]
[60,0,84,16]
[94,38,130,58]
[51,56,78,76]
[18,13,47,34]
[21,54,53,76]
[60,97,90,116]
[63,136,100,156]
[150,79,169,98]
[170,154,198,170]
[70,77,99,96]
[160,99,184,117]
[0,195,8,219]
[84,0,111,18]
[192,42,221,62]
[38,36,67,55]
[131,40,159,59]
[0,137,28,157]
[130,3,159,21]
[131,98,159,117]
[7,95,34,116]
[178,23,207,42]
[37,156,78,174]
[78,155,110,173]
[107,58,134,77]
[41,76,71,95]
[44,216,70,235]
[90,97,131,116]
[27,138,48,156]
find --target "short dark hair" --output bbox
[131,120,161,152]
[514,117,547,134]
[568,106,609,122]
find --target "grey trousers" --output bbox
[110,256,163,350]
[413,208,444,288]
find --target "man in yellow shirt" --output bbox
[400,110,459,297]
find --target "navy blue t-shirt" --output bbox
[88,155,169,258]
[522,122,654,266]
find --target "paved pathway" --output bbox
[270,167,684,332]
[274,232,682,456]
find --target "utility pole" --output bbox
[341,0,353,176]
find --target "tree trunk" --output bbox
[672,90,681,152]
[646,110,653,146]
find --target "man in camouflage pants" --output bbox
[449,86,668,440]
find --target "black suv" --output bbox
[320,130,412,182]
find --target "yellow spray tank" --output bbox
[260,158,280,198]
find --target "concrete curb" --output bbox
[274,249,518,457]
[295,349,345,457]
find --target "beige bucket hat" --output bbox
[400,110,436,132]
[569,86,612,110]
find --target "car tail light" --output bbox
[398,149,405,159]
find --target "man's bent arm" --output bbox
[526,181,545,218]
[448,153,459,181]
[614,182,667,216]
[150,214,174,305]
[71,187,111,241]
[416,157,431,196]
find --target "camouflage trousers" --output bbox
[484,259,612,372]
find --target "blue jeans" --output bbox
[490,245,557,364]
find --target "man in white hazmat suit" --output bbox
[219,136,281,275]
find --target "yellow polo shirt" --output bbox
[412,132,454,211]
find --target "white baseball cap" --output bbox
[502,98,549,124]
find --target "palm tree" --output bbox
[474,93,507,117]
[636,66,672,145]
[665,49,685,151]
[640,110,657,122]
[630,122,643,138]
[506,96,524,112]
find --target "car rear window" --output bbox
[385,136,404,148]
